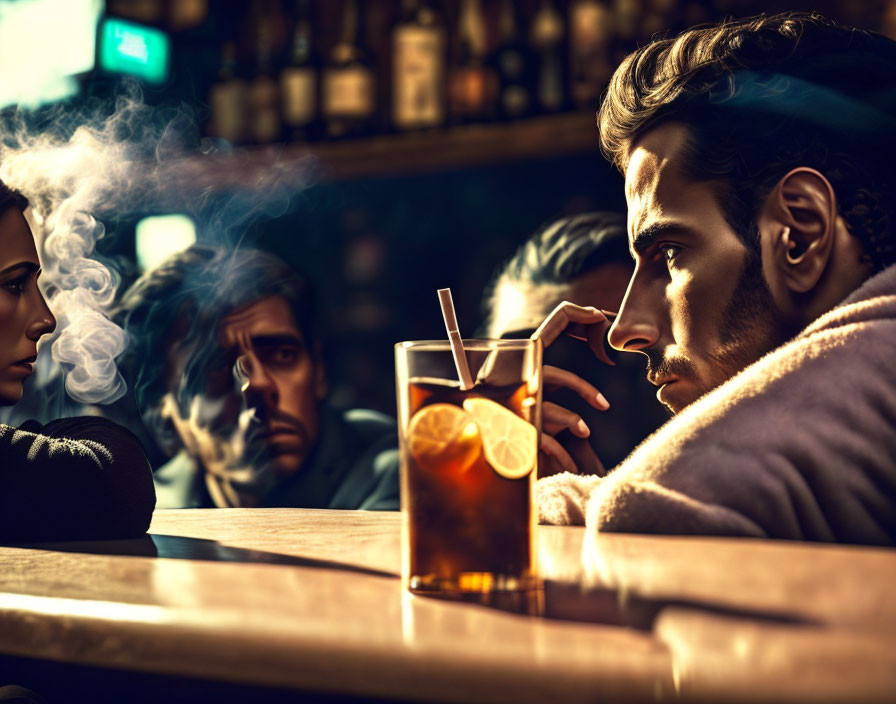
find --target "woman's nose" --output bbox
[26,292,56,342]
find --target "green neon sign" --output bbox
[99,18,170,84]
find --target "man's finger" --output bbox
[531,301,608,348]
[540,434,579,475]
[543,401,590,437]
[543,365,610,410]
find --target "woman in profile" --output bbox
[0,181,155,542]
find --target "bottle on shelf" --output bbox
[530,0,568,114]
[489,0,534,121]
[247,0,283,144]
[168,0,208,31]
[323,0,376,139]
[392,0,446,131]
[447,0,496,124]
[569,0,614,110]
[208,40,247,144]
[613,0,642,65]
[280,0,320,142]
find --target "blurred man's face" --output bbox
[490,262,632,338]
[608,123,786,413]
[165,295,327,502]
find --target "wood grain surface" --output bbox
[0,508,893,703]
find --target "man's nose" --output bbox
[237,354,279,410]
[26,290,56,342]
[607,282,660,353]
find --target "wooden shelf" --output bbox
[164,112,601,192]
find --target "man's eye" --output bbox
[269,346,300,365]
[659,244,681,264]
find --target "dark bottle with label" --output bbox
[487,0,533,121]
[247,1,283,144]
[208,40,247,144]
[323,0,376,139]
[392,0,446,131]
[280,0,320,142]
[569,0,614,110]
[489,0,533,121]
[530,0,568,114]
[448,0,496,124]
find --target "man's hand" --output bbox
[532,302,615,477]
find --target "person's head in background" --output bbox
[602,13,896,413]
[115,245,327,505]
[480,211,665,471]
[0,182,56,405]
[481,211,632,339]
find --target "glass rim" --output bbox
[395,338,537,352]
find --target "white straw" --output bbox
[437,288,475,390]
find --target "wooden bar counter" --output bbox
[0,509,893,702]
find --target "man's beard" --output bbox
[645,242,791,411]
[712,245,791,381]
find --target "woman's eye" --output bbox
[2,279,26,295]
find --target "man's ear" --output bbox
[760,168,837,294]
[313,341,328,401]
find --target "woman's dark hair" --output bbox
[0,181,28,216]
[598,12,896,272]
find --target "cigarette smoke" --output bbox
[0,83,314,421]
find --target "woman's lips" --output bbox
[8,355,36,375]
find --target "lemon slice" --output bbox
[462,397,537,479]
[408,403,481,473]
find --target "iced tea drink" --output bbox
[395,339,542,598]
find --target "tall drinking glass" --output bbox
[395,339,542,602]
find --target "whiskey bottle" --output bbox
[247,1,283,144]
[448,0,495,124]
[530,0,568,114]
[490,0,533,121]
[569,0,614,110]
[208,41,247,144]
[280,0,319,141]
[323,0,376,139]
[392,0,446,131]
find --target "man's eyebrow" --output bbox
[250,333,305,348]
[631,224,687,256]
[0,262,39,278]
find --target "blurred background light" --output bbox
[0,0,103,109]
[98,16,170,84]
[135,214,197,272]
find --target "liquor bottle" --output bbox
[280,0,319,141]
[530,0,567,114]
[208,41,247,144]
[392,0,446,131]
[569,0,614,110]
[247,1,283,144]
[613,0,641,65]
[489,0,533,121]
[168,0,208,31]
[448,0,496,124]
[323,0,376,139]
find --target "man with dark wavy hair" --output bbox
[115,245,399,510]
[538,13,896,544]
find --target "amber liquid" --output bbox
[402,377,537,597]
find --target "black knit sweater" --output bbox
[0,417,156,542]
